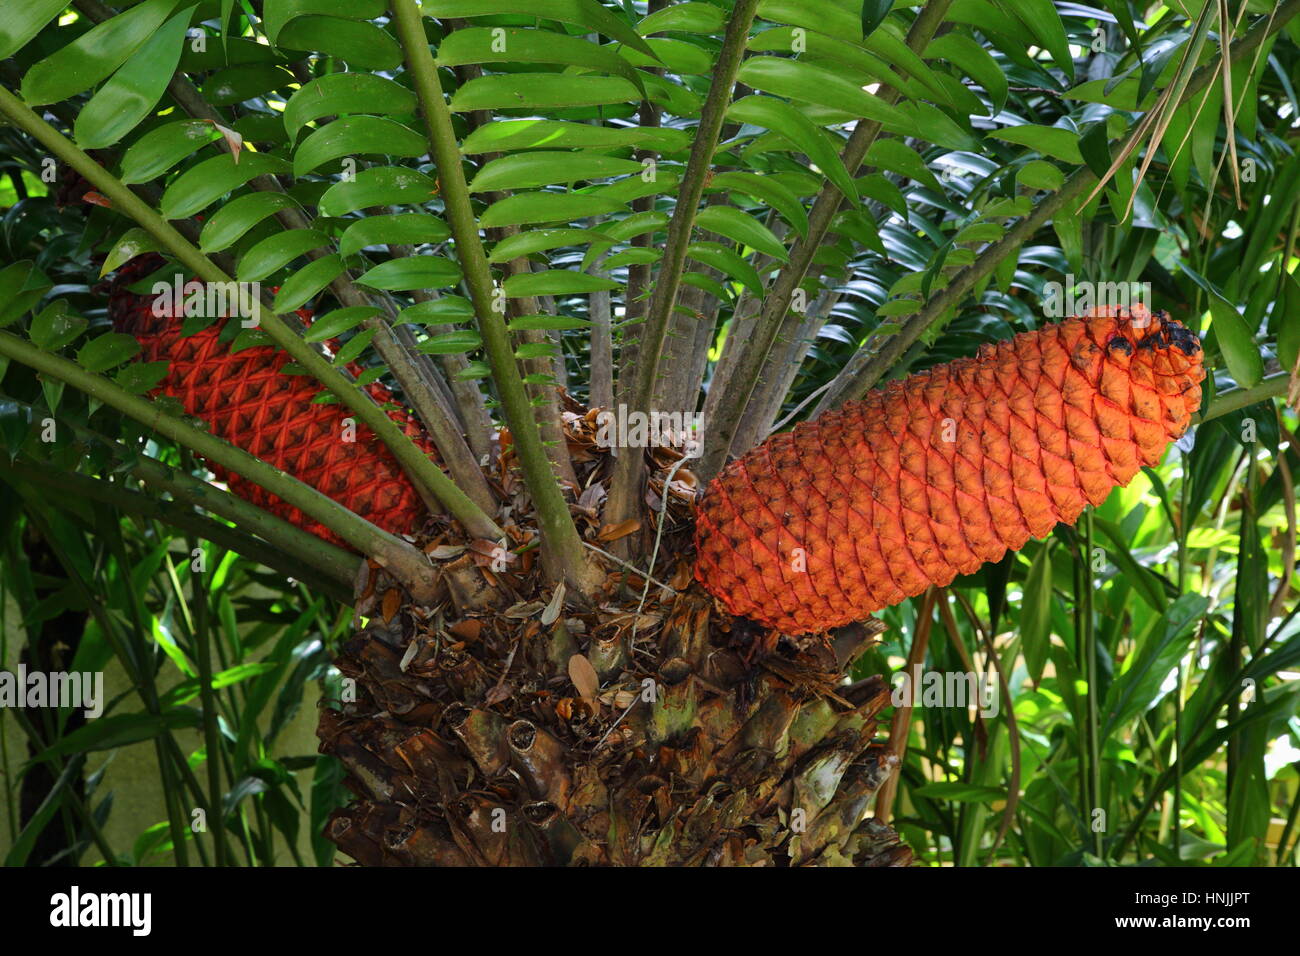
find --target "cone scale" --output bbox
[694,307,1205,635]
[107,256,432,546]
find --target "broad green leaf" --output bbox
[277,17,401,70]
[953,222,1004,244]
[619,38,713,75]
[303,306,380,343]
[437,28,643,93]
[695,205,788,261]
[1206,288,1264,388]
[21,0,181,105]
[461,119,690,154]
[736,56,911,132]
[100,228,165,277]
[400,298,475,325]
[29,301,87,351]
[1077,121,1111,180]
[1103,593,1208,736]
[78,333,141,373]
[115,361,171,394]
[858,173,908,217]
[987,125,1084,164]
[602,247,662,269]
[339,214,451,258]
[1003,0,1074,80]
[450,74,641,112]
[638,3,724,35]
[757,0,861,41]
[1016,159,1065,191]
[238,230,331,282]
[746,27,896,89]
[897,100,981,151]
[424,0,656,58]
[1278,272,1300,373]
[1019,543,1053,686]
[488,228,604,264]
[0,261,52,329]
[263,0,386,42]
[293,115,426,178]
[687,242,763,297]
[203,62,295,106]
[480,192,626,229]
[160,153,292,219]
[283,73,417,144]
[469,152,644,193]
[331,327,376,366]
[515,342,556,361]
[708,174,807,238]
[1064,77,1149,111]
[355,257,462,292]
[120,120,223,185]
[27,710,198,762]
[271,254,346,313]
[0,0,68,60]
[508,314,593,331]
[911,782,1004,803]
[728,95,857,205]
[681,271,730,301]
[502,271,619,297]
[417,329,483,355]
[861,0,891,37]
[581,211,669,270]
[866,139,944,193]
[585,167,681,204]
[318,166,438,217]
[73,7,193,148]
[200,193,300,253]
[926,32,1008,114]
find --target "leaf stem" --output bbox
[390,0,600,596]
[605,0,761,524]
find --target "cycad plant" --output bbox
[1,0,1298,867]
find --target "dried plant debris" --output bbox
[319,417,910,867]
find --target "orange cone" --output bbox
[694,307,1205,634]
[108,255,433,547]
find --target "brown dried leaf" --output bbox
[541,582,566,626]
[449,618,482,642]
[596,518,640,542]
[381,588,402,625]
[428,544,467,560]
[568,654,600,700]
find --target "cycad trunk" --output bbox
[318,558,911,867]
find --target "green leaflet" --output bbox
[200,193,301,253]
[317,166,438,217]
[119,120,224,185]
[283,73,417,144]
[469,152,645,193]
[21,0,182,105]
[293,115,427,178]
[355,258,462,293]
[423,0,655,58]
[727,94,857,206]
[339,215,451,259]
[160,153,292,219]
[694,205,789,262]
[238,230,332,283]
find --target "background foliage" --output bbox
[0,0,1297,866]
